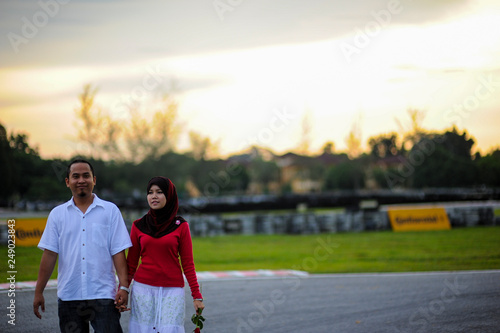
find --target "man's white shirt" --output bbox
[38,194,132,301]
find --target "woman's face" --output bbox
[147,184,167,210]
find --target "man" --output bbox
[33,159,132,333]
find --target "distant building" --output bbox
[276,152,348,193]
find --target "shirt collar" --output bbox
[66,193,104,213]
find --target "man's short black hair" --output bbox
[66,159,95,179]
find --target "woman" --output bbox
[126,176,204,332]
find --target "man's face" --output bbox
[65,163,96,198]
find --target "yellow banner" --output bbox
[388,207,451,232]
[12,218,47,246]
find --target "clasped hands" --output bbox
[114,289,130,312]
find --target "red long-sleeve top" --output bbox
[126,220,202,299]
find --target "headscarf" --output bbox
[135,176,185,238]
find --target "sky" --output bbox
[1,0,500,159]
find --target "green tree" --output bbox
[371,166,399,189]
[189,159,249,196]
[324,160,365,190]
[412,128,477,188]
[9,132,41,198]
[248,157,280,193]
[321,141,335,154]
[139,152,198,196]
[24,159,68,200]
[368,133,400,159]
[0,124,15,203]
[0,127,66,201]
[476,149,500,187]
[440,126,475,159]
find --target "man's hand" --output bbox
[33,292,45,319]
[33,249,57,319]
[115,289,130,312]
[112,250,130,312]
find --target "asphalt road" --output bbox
[1,270,499,333]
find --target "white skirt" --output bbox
[129,281,185,333]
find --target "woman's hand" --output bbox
[115,289,130,312]
[193,299,205,314]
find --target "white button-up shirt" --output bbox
[38,194,132,301]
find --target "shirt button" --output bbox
[83,244,85,246]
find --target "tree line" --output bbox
[2,120,500,207]
[1,85,499,206]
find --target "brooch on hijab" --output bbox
[176,220,181,225]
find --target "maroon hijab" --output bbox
[135,176,185,238]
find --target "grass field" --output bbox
[1,226,499,282]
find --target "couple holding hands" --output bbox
[33,159,204,333]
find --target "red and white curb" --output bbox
[0,279,57,291]
[196,269,308,280]
[0,270,308,291]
